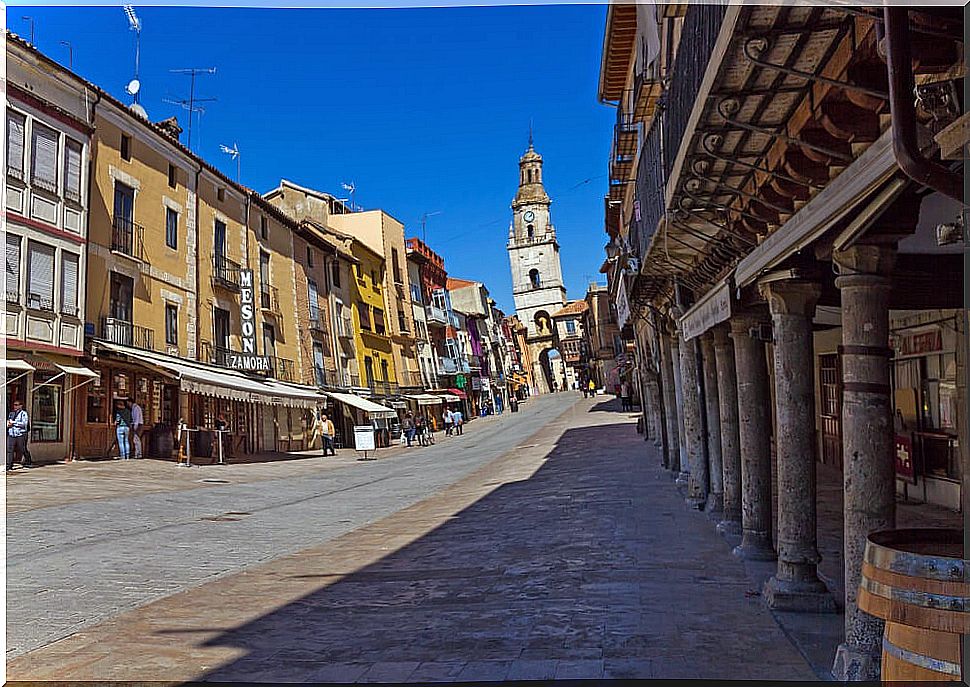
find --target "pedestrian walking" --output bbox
[620,381,632,412]
[415,413,428,446]
[587,379,596,397]
[443,408,453,436]
[113,399,133,460]
[453,408,464,435]
[130,398,144,459]
[6,399,30,470]
[320,413,336,456]
[403,411,416,447]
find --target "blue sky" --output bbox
[14,5,612,313]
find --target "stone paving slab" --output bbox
[7,396,818,682]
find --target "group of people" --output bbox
[401,411,439,447]
[112,398,145,460]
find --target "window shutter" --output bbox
[60,252,79,315]
[6,234,21,300]
[64,139,82,200]
[31,124,59,190]
[28,242,55,309]
[7,111,25,178]
[313,344,325,370]
[308,279,319,319]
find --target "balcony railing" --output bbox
[101,317,154,351]
[260,284,281,315]
[212,254,242,290]
[25,291,53,312]
[111,216,147,263]
[267,356,295,382]
[368,380,400,397]
[426,305,448,327]
[438,356,458,374]
[309,310,327,334]
[198,340,232,367]
[6,289,20,305]
[338,315,354,338]
[344,371,361,388]
[313,365,336,388]
[401,370,424,388]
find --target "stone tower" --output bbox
[507,138,568,392]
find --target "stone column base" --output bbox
[675,471,689,485]
[716,518,742,537]
[705,493,724,520]
[832,642,881,681]
[763,575,836,613]
[733,533,776,561]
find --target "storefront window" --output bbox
[112,371,131,401]
[86,370,107,423]
[31,372,62,442]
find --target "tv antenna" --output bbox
[123,6,142,104]
[21,16,34,45]
[420,211,442,243]
[168,67,216,151]
[219,143,240,182]
[59,41,73,70]
[341,182,358,211]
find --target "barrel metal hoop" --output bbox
[882,636,962,677]
[865,544,968,582]
[862,577,970,613]
[838,344,895,357]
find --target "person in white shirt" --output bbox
[443,409,454,436]
[130,399,144,459]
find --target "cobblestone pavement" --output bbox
[8,394,818,681]
[5,393,572,658]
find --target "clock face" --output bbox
[523,210,535,223]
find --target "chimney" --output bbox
[154,116,183,141]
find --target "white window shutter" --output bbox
[27,242,55,309]
[61,252,79,315]
[308,279,319,318]
[7,111,25,178]
[64,139,82,200]
[31,124,58,190]
[6,234,21,300]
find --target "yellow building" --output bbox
[349,239,397,397]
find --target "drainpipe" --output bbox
[884,7,963,204]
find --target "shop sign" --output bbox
[353,425,375,452]
[229,269,270,372]
[455,374,466,389]
[480,378,491,392]
[894,433,916,483]
[471,377,482,390]
[681,280,731,341]
[892,327,943,358]
[616,277,631,330]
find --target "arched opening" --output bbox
[527,224,534,238]
[527,169,533,183]
[539,347,563,393]
[533,310,551,335]
[529,269,541,289]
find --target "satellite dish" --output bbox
[126,79,141,96]
[130,102,148,119]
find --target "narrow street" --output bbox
[8,394,816,682]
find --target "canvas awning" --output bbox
[446,388,467,399]
[437,394,462,403]
[55,363,99,379]
[2,358,35,372]
[388,400,407,409]
[405,394,443,406]
[323,391,397,419]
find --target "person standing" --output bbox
[130,398,144,459]
[114,399,133,460]
[587,379,596,397]
[453,408,464,435]
[415,413,427,447]
[443,408,453,436]
[509,395,519,413]
[402,411,416,447]
[6,399,30,470]
[320,413,336,456]
[620,381,632,412]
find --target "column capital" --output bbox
[712,322,732,347]
[728,309,770,336]
[833,244,896,279]
[759,280,822,317]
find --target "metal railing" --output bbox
[111,216,147,262]
[26,292,54,312]
[339,315,354,338]
[344,370,361,388]
[198,340,232,367]
[267,355,295,382]
[101,317,154,351]
[438,356,458,374]
[368,380,399,397]
[309,310,327,334]
[260,284,281,315]
[212,254,242,290]
[6,289,19,305]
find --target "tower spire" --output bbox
[528,119,534,150]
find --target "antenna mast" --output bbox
[168,67,216,151]
[123,6,142,103]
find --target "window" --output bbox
[7,110,26,180]
[260,215,268,240]
[355,263,362,280]
[168,164,177,189]
[26,242,55,311]
[332,261,341,288]
[165,207,179,249]
[392,248,402,283]
[213,307,230,349]
[121,133,131,161]
[566,320,577,335]
[60,251,79,316]
[306,246,314,267]
[374,308,386,335]
[358,304,371,331]
[214,219,226,257]
[6,234,21,303]
[217,187,226,202]
[31,372,63,442]
[85,370,107,423]
[263,323,276,356]
[411,283,422,304]
[529,269,541,289]
[313,343,325,386]
[31,123,59,193]
[527,224,534,238]
[165,303,178,345]
[308,279,319,321]
[64,138,82,203]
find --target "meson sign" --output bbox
[227,268,270,372]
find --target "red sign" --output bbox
[894,434,916,483]
[894,329,943,357]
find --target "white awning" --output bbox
[437,394,461,403]
[3,358,35,372]
[388,400,407,409]
[324,391,397,419]
[405,394,443,406]
[55,363,99,379]
[262,380,326,409]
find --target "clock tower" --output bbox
[507,138,568,392]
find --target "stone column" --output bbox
[713,324,742,536]
[670,326,689,482]
[760,280,835,612]
[700,332,724,515]
[659,324,680,473]
[729,311,776,561]
[677,322,708,509]
[831,245,896,681]
[648,376,664,449]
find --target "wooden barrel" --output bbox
[858,528,967,681]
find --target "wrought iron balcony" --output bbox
[111,216,147,263]
[198,340,232,367]
[344,371,361,388]
[101,317,154,351]
[368,380,399,397]
[212,254,242,291]
[25,291,54,312]
[338,315,354,339]
[309,310,327,334]
[426,305,448,327]
[260,283,281,315]
[267,355,295,382]
[6,289,20,306]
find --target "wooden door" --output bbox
[819,353,842,470]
